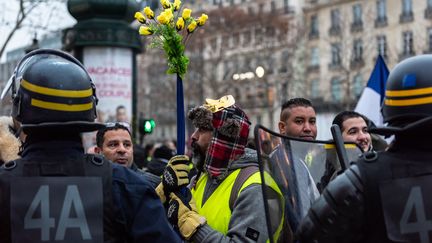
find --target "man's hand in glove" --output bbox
[167,190,206,240]
[155,155,191,203]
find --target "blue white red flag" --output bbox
[355,55,389,127]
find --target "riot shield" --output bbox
[254,125,362,242]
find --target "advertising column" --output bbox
[83,47,132,123]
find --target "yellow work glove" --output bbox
[167,191,206,240]
[155,155,191,203]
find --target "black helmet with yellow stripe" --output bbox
[373,55,432,136]
[1,49,103,133]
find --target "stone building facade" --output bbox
[303,0,432,111]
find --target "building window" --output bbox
[329,9,341,35]
[309,15,319,39]
[243,30,251,46]
[402,31,414,56]
[426,0,432,18]
[284,0,290,13]
[231,33,240,47]
[331,43,341,66]
[402,0,412,14]
[255,28,263,44]
[248,6,254,15]
[353,4,362,24]
[279,50,289,73]
[400,0,413,23]
[223,61,232,80]
[258,3,264,14]
[428,28,432,52]
[377,35,387,58]
[351,39,364,68]
[311,79,320,98]
[353,39,363,61]
[352,74,363,98]
[331,77,342,101]
[310,47,320,67]
[271,1,276,13]
[351,4,363,32]
[375,0,387,27]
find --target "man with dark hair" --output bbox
[279,98,317,140]
[115,105,128,123]
[332,111,372,152]
[95,122,160,188]
[297,55,432,243]
[274,98,319,231]
[0,49,180,242]
[319,111,373,191]
[95,122,133,167]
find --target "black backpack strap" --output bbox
[229,166,259,211]
[83,154,117,241]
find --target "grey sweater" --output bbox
[191,148,282,243]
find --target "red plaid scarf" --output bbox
[204,105,250,179]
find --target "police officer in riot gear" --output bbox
[297,54,432,243]
[0,49,181,243]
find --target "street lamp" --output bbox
[256,66,265,78]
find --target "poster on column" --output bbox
[81,47,133,149]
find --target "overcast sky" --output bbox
[0,0,76,62]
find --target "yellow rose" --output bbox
[173,0,181,11]
[197,14,208,26]
[176,17,185,31]
[182,8,192,20]
[134,12,146,23]
[187,20,197,33]
[139,26,153,35]
[164,9,174,22]
[144,7,154,19]
[157,12,169,25]
[160,0,171,9]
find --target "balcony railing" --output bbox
[375,16,388,28]
[350,21,363,33]
[350,58,365,69]
[399,12,414,23]
[328,26,341,36]
[309,31,319,40]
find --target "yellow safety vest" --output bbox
[191,168,284,241]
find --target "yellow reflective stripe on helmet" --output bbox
[324,144,357,149]
[31,98,93,111]
[386,87,432,97]
[385,96,432,106]
[21,79,92,98]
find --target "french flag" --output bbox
[355,55,389,127]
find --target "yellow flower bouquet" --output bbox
[134,0,208,155]
[134,0,208,78]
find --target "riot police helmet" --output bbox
[1,49,103,133]
[372,55,432,135]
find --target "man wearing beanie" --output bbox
[164,95,285,242]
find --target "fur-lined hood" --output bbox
[0,116,21,163]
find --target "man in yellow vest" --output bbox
[164,95,285,242]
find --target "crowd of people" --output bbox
[0,48,430,243]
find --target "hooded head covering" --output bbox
[0,116,21,164]
[188,95,250,180]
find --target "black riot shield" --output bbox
[254,125,362,242]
